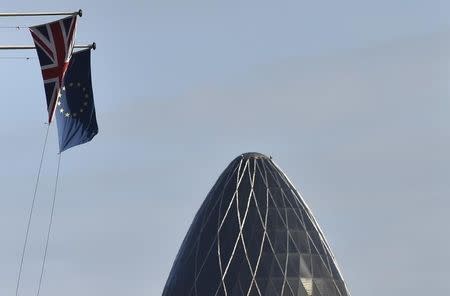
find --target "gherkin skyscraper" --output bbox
[163,153,350,296]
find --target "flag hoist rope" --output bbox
[15,124,50,296]
[36,152,62,296]
[0,57,35,60]
[15,125,63,296]
[0,26,27,29]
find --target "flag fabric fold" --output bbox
[55,49,98,152]
[29,15,77,123]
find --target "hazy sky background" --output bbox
[0,1,449,295]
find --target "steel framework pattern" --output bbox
[163,153,350,296]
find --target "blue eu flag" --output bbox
[55,49,98,152]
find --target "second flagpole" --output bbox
[0,10,82,17]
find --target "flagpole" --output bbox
[0,10,82,17]
[0,43,96,50]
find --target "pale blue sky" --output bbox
[0,1,449,295]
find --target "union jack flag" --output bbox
[30,15,78,123]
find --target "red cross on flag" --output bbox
[30,15,77,123]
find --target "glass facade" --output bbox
[163,153,350,296]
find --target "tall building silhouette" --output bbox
[163,153,350,296]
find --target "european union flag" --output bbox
[55,49,98,152]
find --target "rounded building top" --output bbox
[163,152,350,296]
[238,152,270,160]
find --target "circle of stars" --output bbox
[57,82,89,118]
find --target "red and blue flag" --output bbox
[29,15,77,123]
